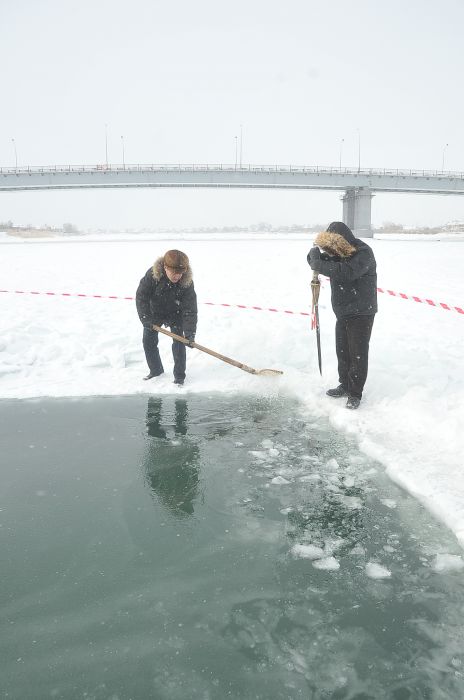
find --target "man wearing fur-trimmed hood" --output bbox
[307,222,377,409]
[136,249,197,385]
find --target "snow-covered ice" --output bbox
[432,553,464,573]
[313,556,340,571]
[1,232,464,550]
[365,562,392,579]
[292,543,325,560]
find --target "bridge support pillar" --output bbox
[342,188,373,237]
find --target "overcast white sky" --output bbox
[1,0,464,229]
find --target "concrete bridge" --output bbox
[2,163,464,236]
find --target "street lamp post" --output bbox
[11,138,18,170]
[239,124,243,168]
[105,123,108,168]
[442,143,449,171]
[339,138,344,170]
[357,129,361,172]
[121,135,125,169]
[234,136,238,169]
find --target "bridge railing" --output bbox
[1,164,463,179]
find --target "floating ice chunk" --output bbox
[299,474,321,482]
[288,648,308,673]
[350,543,366,557]
[291,543,324,560]
[383,545,396,553]
[301,455,320,463]
[381,499,397,509]
[365,562,392,579]
[338,495,363,509]
[343,476,356,488]
[313,556,340,570]
[432,554,464,573]
[261,439,274,449]
[234,442,244,447]
[271,475,290,485]
[326,458,339,470]
[268,448,280,457]
[324,538,345,555]
[248,450,267,460]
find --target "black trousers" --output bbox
[142,325,186,382]
[335,315,375,399]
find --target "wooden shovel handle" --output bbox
[152,324,260,375]
[311,270,321,303]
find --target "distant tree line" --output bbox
[0,221,80,236]
[1,220,463,235]
[376,221,464,234]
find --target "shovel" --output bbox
[152,325,283,376]
[311,270,322,375]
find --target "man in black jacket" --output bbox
[307,222,377,409]
[136,249,198,385]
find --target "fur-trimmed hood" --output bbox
[314,221,357,258]
[152,257,193,287]
[314,231,356,258]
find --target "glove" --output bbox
[142,318,154,330]
[184,332,195,347]
[309,246,320,262]
[307,246,321,270]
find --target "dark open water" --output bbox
[1,394,464,700]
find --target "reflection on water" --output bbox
[144,397,200,518]
[1,394,464,700]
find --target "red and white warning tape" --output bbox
[203,301,310,316]
[0,289,311,316]
[0,288,462,316]
[376,287,464,315]
[0,290,134,301]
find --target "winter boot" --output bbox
[346,396,361,410]
[143,371,164,381]
[326,384,348,398]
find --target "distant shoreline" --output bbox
[2,230,464,244]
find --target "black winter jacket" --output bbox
[307,222,377,320]
[136,257,198,337]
